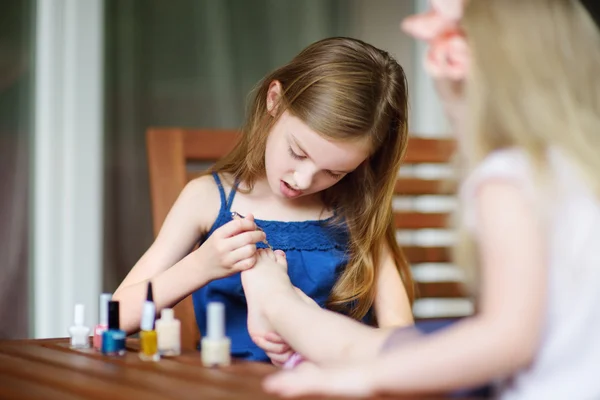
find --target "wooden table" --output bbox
[0,338,481,399]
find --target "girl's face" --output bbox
[264,110,370,200]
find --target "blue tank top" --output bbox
[192,173,350,362]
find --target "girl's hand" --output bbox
[254,331,294,367]
[196,213,266,280]
[263,362,374,398]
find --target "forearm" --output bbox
[266,289,393,366]
[112,251,212,334]
[370,316,533,394]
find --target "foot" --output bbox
[241,248,293,341]
[293,286,320,309]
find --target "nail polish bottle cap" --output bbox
[99,293,112,326]
[73,304,85,326]
[161,308,174,321]
[140,301,156,331]
[207,302,225,339]
[108,301,120,330]
[146,281,153,302]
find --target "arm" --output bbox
[113,175,265,334]
[373,243,414,328]
[262,245,413,365]
[369,180,546,392]
[243,251,394,367]
[250,242,412,365]
[112,176,220,333]
[264,181,547,396]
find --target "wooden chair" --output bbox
[146,128,465,350]
[393,138,470,319]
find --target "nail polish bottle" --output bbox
[69,304,90,349]
[93,293,112,351]
[156,308,181,356]
[139,301,159,361]
[139,282,159,361]
[101,300,126,356]
[201,302,231,367]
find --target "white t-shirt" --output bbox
[460,148,600,400]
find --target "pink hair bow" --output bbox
[401,0,469,80]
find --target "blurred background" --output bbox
[0,0,451,340]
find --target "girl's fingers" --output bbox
[218,217,258,238]
[264,331,287,344]
[225,230,266,250]
[267,350,294,367]
[255,336,291,354]
[231,255,257,271]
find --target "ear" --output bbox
[266,80,283,116]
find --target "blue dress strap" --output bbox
[211,172,238,211]
[211,172,227,208]
[225,181,238,210]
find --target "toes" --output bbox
[274,250,287,266]
[256,248,268,260]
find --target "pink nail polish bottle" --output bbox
[93,293,112,351]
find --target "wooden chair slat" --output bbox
[394,212,450,229]
[146,129,187,238]
[395,178,456,195]
[186,171,206,181]
[402,137,455,163]
[416,281,466,299]
[403,246,451,264]
[183,129,240,159]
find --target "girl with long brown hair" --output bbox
[112,36,415,363]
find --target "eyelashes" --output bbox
[287,147,342,180]
[288,147,304,160]
[325,170,342,179]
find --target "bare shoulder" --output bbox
[179,173,222,232]
[475,180,540,245]
[185,173,220,198]
[476,180,533,214]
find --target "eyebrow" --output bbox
[290,134,350,174]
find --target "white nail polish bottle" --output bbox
[201,302,231,367]
[69,304,90,349]
[156,308,181,356]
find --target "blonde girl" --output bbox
[240,0,600,397]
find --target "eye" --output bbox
[288,147,306,160]
[325,170,342,180]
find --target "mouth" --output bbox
[280,180,303,198]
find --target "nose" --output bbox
[293,169,314,191]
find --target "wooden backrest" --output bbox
[393,138,471,319]
[146,128,465,349]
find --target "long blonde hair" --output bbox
[457,0,600,286]
[212,37,413,319]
